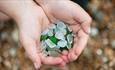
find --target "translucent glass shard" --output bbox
[45,39,56,48]
[40,21,74,57]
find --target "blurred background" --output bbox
[0,0,115,70]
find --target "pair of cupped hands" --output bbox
[0,0,92,69]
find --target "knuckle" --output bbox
[75,50,81,56]
[87,16,92,24]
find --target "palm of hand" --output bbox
[19,6,63,68]
[36,0,92,65]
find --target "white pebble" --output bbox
[90,27,99,37]
[55,31,65,40]
[45,39,56,48]
[12,28,19,43]
[96,49,103,55]
[102,56,108,63]
[56,21,66,29]
[57,40,67,47]
[9,48,16,57]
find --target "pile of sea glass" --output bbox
[40,21,74,56]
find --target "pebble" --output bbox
[0,56,3,63]
[57,40,67,48]
[45,39,56,48]
[12,28,19,43]
[102,38,109,45]
[96,49,103,55]
[111,40,115,48]
[4,60,12,68]
[90,27,99,37]
[102,56,108,63]
[9,48,17,57]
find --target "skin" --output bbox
[36,0,92,66]
[0,0,64,69]
[0,12,10,21]
[0,0,92,69]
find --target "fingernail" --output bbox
[34,63,39,69]
[69,53,77,62]
[85,27,90,34]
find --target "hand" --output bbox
[0,0,64,69]
[36,0,92,66]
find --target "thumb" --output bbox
[18,19,42,69]
[71,1,92,34]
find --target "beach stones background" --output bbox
[40,21,74,56]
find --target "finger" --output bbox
[61,50,69,63]
[81,20,91,34]
[75,29,89,55]
[61,55,69,63]
[68,51,78,62]
[18,14,43,68]
[68,29,89,61]
[68,37,78,62]
[39,54,63,65]
[69,23,81,33]
[71,1,92,34]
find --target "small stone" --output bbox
[57,40,67,48]
[55,45,60,49]
[9,48,16,57]
[0,56,3,63]
[96,49,103,55]
[109,60,115,67]
[45,39,56,48]
[67,26,72,32]
[4,60,12,68]
[67,34,73,44]
[56,21,66,29]
[3,51,9,58]
[41,29,49,35]
[102,38,109,45]
[67,43,72,49]
[47,29,53,36]
[60,28,67,35]
[49,24,56,30]
[49,36,59,44]
[55,31,65,40]
[42,50,48,56]
[48,51,60,57]
[102,56,108,63]
[90,27,99,37]
[41,41,47,50]
[111,40,115,48]
[12,28,19,43]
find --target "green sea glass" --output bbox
[41,21,74,56]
